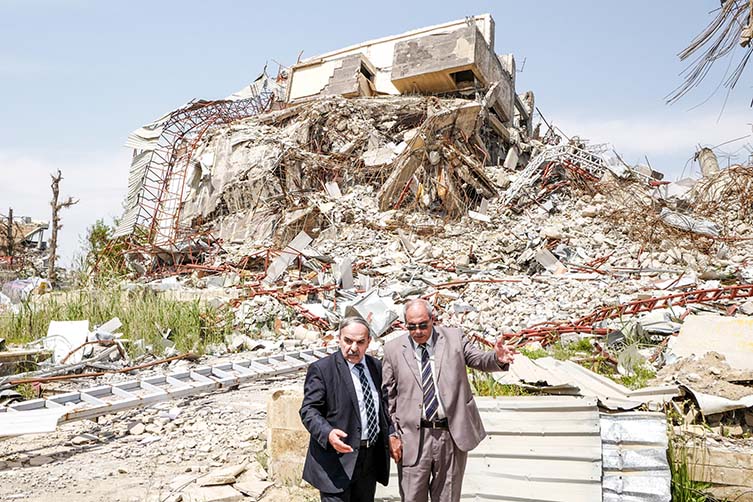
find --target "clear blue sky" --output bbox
[1,0,751,266]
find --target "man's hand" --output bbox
[389,435,402,463]
[494,338,516,365]
[328,429,353,453]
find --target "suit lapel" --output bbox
[401,334,421,386]
[335,351,360,416]
[434,327,447,381]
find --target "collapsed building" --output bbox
[114,14,537,270]
[0,212,48,274]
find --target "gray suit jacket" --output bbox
[382,326,508,467]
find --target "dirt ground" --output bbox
[0,373,317,502]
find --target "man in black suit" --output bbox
[299,316,390,502]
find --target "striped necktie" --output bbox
[354,363,379,446]
[419,344,439,421]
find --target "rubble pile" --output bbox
[3,13,753,501]
[168,94,519,256]
[0,214,49,280]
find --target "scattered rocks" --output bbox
[129,422,146,436]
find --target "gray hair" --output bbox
[339,316,372,336]
[404,299,435,318]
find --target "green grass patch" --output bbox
[667,430,718,502]
[617,365,656,390]
[468,369,533,397]
[0,287,232,356]
[551,338,594,361]
[518,345,548,360]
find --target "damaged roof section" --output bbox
[286,15,510,101]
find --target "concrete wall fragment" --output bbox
[266,389,308,485]
[287,14,498,102]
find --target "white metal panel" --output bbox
[601,412,670,502]
[496,357,679,410]
[376,396,602,502]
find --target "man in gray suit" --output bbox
[382,299,515,502]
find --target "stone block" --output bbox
[267,388,308,485]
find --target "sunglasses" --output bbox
[406,321,430,331]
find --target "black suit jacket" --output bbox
[299,351,390,493]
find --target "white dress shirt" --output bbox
[347,360,380,440]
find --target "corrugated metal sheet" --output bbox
[112,206,139,238]
[601,412,670,502]
[496,356,679,410]
[111,150,150,238]
[376,396,602,502]
[125,126,163,151]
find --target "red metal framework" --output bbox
[129,76,282,251]
[575,284,753,325]
[482,284,753,348]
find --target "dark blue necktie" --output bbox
[419,344,439,421]
[355,363,379,445]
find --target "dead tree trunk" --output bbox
[48,170,78,285]
[5,207,12,257]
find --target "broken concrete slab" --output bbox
[264,231,313,284]
[233,479,273,499]
[199,463,248,487]
[669,314,753,371]
[182,485,245,502]
[534,248,567,275]
[391,21,510,96]
[344,289,399,337]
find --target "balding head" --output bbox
[404,299,434,344]
[404,299,434,318]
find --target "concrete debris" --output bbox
[264,232,313,284]
[667,314,753,371]
[0,348,52,377]
[534,248,567,275]
[1,277,50,307]
[198,463,248,486]
[183,485,245,502]
[659,208,721,238]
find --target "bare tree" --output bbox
[48,170,79,285]
[2,207,13,257]
[668,1,753,104]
